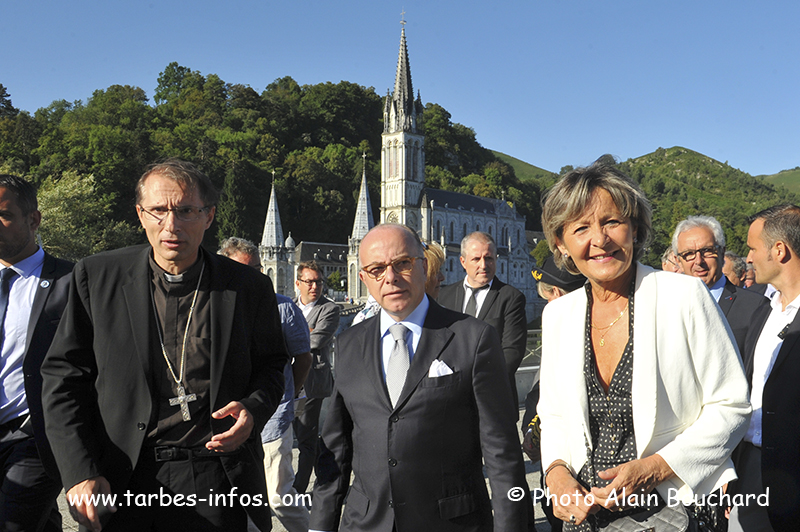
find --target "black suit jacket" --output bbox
[717,278,769,355]
[438,278,527,405]
[310,299,531,532]
[738,299,800,529]
[23,252,73,478]
[41,245,288,530]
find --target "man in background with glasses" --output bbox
[309,224,532,532]
[42,159,288,532]
[672,215,767,354]
[292,260,340,495]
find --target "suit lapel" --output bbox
[394,302,453,410]
[477,280,500,321]
[25,253,55,351]
[360,317,393,411]
[768,311,800,377]
[631,264,658,455]
[208,253,236,406]
[717,280,736,317]
[123,247,157,378]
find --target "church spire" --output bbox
[351,153,374,240]
[260,173,284,249]
[385,19,421,134]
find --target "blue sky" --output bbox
[3,1,798,176]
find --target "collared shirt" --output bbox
[709,274,727,303]
[745,290,800,446]
[262,294,311,443]
[298,296,318,319]
[460,277,494,315]
[0,247,44,424]
[379,296,430,381]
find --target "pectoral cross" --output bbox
[169,385,197,421]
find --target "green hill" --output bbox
[491,150,557,185]
[759,167,800,195]
[617,146,799,265]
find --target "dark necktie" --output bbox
[387,323,410,406]
[0,268,19,348]
[464,285,488,317]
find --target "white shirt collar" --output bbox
[379,294,430,341]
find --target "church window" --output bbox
[436,220,441,240]
[501,263,505,274]
[489,225,493,239]
[463,223,467,238]
[476,223,480,232]
[449,222,454,242]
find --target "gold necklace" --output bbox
[591,305,627,347]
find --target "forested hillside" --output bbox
[619,147,798,265]
[0,66,537,260]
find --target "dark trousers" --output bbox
[0,425,62,532]
[292,397,324,493]
[99,451,248,532]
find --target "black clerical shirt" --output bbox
[146,253,213,448]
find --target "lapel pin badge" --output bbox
[40,280,50,288]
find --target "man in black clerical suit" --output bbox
[437,231,527,408]
[42,160,287,532]
[0,175,72,531]
[310,224,531,532]
[730,205,800,531]
[672,215,767,354]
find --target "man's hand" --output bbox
[207,401,254,452]
[66,476,115,532]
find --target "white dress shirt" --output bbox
[745,290,800,446]
[0,247,45,424]
[378,296,429,381]
[460,277,493,315]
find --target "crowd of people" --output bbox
[1,156,798,532]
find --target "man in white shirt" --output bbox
[0,175,72,531]
[730,204,800,531]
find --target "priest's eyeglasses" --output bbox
[361,256,423,281]
[677,246,720,262]
[139,205,211,223]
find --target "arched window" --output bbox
[449,221,454,242]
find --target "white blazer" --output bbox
[538,264,751,504]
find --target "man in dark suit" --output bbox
[0,175,72,531]
[730,204,800,531]
[292,260,340,494]
[672,215,767,354]
[309,224,531,532]
[437,231,527,408]
[41,160,287,532]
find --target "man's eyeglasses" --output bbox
[139,205,211,223]
[298,279,324,287]
[677,246,720,262]
[361,256,423,281]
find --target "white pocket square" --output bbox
[428,359,454,378]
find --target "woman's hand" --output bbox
[546,464,599,525]
[590,454,674,511]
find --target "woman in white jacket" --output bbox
[538,160,751,531]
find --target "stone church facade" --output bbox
[259,24,538,318]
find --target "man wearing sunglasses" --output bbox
[672,215,767,354]
[309,224,531,532]
[292,260,340,495]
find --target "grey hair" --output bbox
[541,161,652,275]
[218,236,259,258]
[671,215,726,253]
[724,251,746,278]
[460,231,496,257]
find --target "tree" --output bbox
[531,240,552,266]
[0,84,18,118]
[37,172,142,261]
